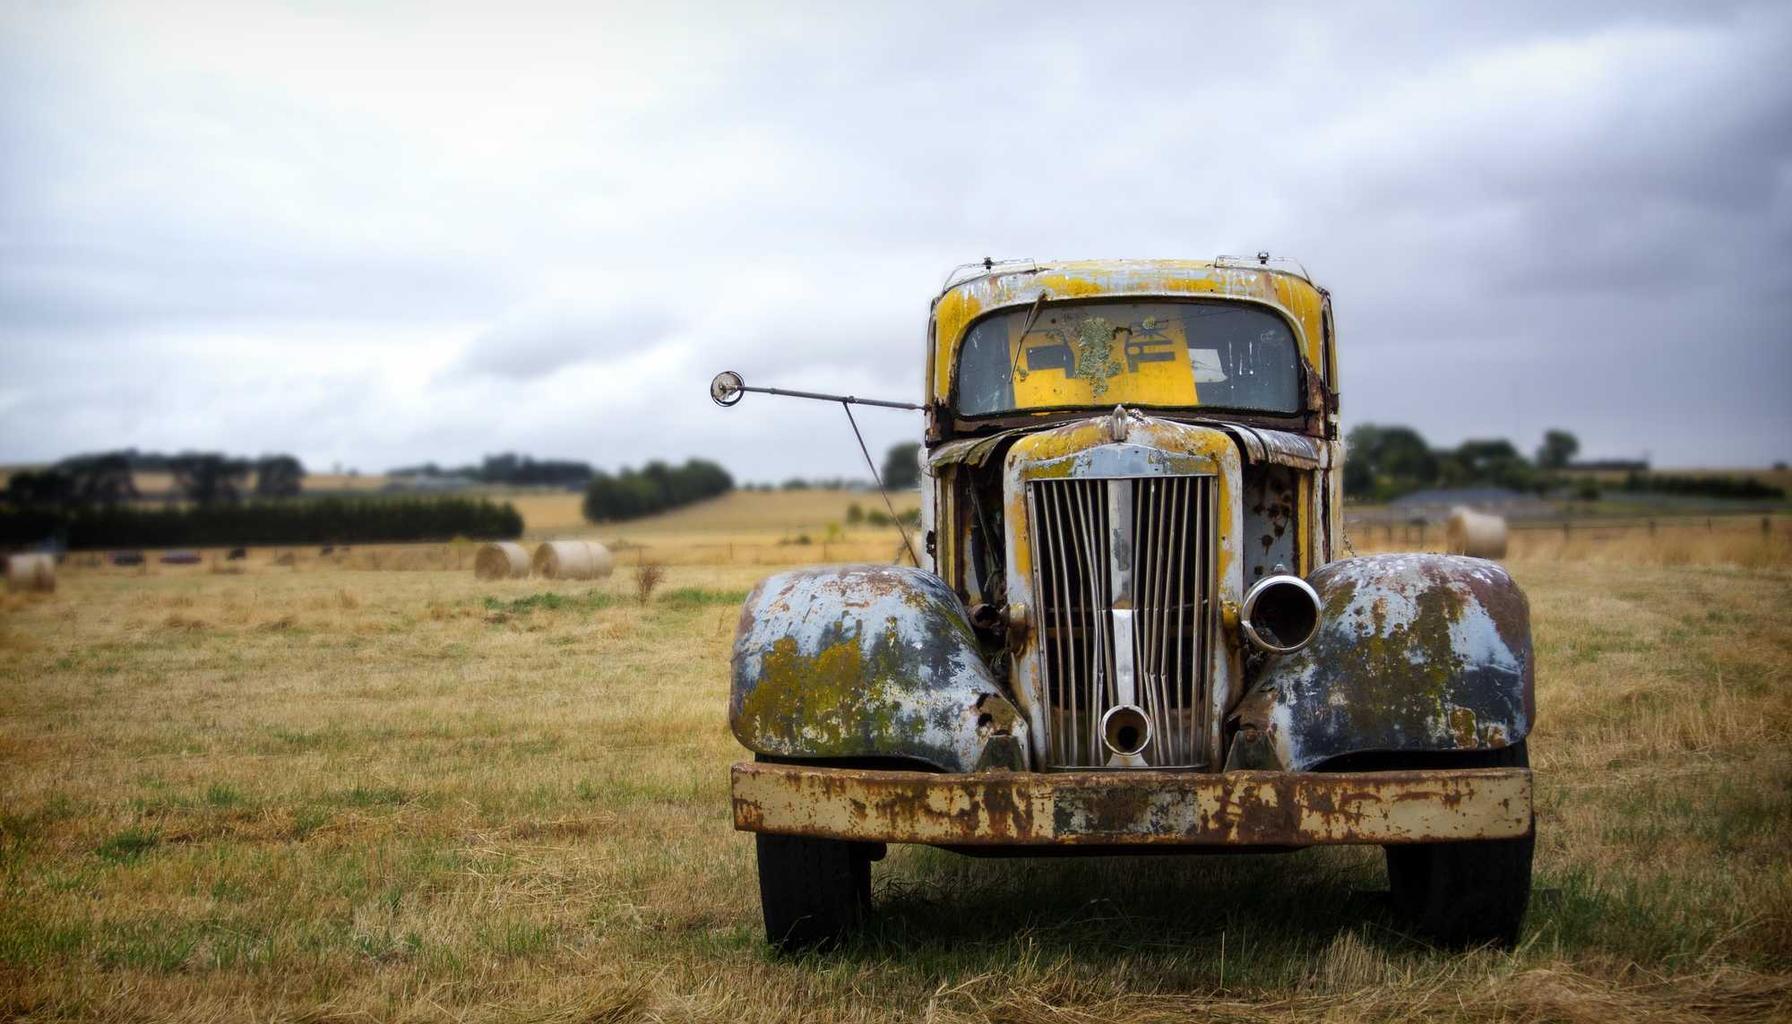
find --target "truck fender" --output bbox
[730,565,1027,772]
[1227,554,1533,771]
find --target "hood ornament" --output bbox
[1110,405,1133,442]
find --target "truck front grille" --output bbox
[1026,476,1215,768]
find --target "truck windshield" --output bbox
[955,300,1302,417]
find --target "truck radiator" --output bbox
[1026,476,1215,769]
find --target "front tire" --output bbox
[755,833,872,951]
[1384,741,1534,947]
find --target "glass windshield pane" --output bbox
[955,300,1301,416]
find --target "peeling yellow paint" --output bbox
[931,260,1328,404]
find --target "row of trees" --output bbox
[4,451,306,508]
[738,443,925,493]
[0,496,522,550]
[582,459,734,522]
[389,453,595,488]
[1342,427,1783,502]
[1343,426,1582,501]
[1617,472,1783,500]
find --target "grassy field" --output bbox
[511,488,923,566]
[2,515,1789,1021]
[515,488,919,539]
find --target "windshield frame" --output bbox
[946,294,1312,425]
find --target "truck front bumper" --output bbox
[732,762,1532,847]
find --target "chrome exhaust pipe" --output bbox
[1100,704,1152,758]
[1241,574,1322,654]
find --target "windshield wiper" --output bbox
[1006,289,1050,382]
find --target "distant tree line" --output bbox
[736,443,923,494]
[1343,426,1545,501]
[742,478,871,492]
[582,459,734,522]
[1615,472,1783,501]
[0,496,521,550]
[390,452,593,489]
[1345,425,1783,503]
[4,450,306,508]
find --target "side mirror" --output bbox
[710,370,745,407]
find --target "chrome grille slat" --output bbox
[1176,476,1191,758]
[1155,478,1175,763]
[1031,474,1214,769]
[1074,480,1110,756]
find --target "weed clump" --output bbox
[635,562,665,605]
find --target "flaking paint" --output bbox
[733,761,1533,846]
[730,565,1028,771]
[930,260,1329,405]
[1244,554,1534,770]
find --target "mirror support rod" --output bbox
[710,370,920,411]
[755,386,920,411]
[710,370,920,565]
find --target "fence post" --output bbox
[1562,521,1571,540]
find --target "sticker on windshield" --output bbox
[1190,348,1228,383]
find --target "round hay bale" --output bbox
[6,553,56,593]
[532,540,614,580]
[474,541,531,580]
[1446,507,1509,559]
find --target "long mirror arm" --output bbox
[709,370,920,411]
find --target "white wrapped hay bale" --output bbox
[474,542,531,580]
[6,553,56,593]
[532,540,614,580]
[1446,507,1509,559]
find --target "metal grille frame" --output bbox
[1024,475,1217,769]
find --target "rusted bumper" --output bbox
[732,762,1532,846]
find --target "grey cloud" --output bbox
[0,1,1788,476]
[454,306,680,381]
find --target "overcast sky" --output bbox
[2,1,1788,479]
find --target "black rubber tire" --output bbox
[755,833,872,951]
[1384,741,1534,947]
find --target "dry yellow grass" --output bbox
[1351,516,1792,571]
[131,471,393,496]
[512,488,923,565]
[505,491,593,537]
[511,488,921,539]
[1,535,1788,1021]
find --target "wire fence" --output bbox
[1344,511,1789,550]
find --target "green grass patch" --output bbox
[657,586,748,609]
[481,590,617,615]
[337,784,410,808]
[203,783,245,808]
[95,827,159,863]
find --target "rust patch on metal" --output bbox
[730,566,1029,771]
[732,762,1532,846]
[1248,553,1534,769]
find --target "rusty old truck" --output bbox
[722,258,1535,950]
